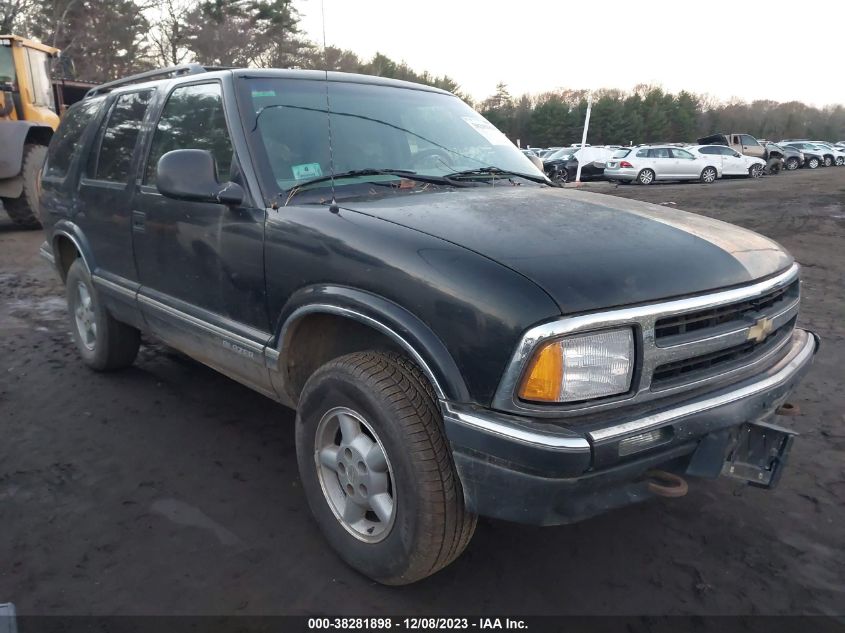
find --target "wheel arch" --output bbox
[271,286,471,406]
[50,222,94,282]
[0,121,53,179]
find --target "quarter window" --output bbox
[44,98,103,179]
[90,90,153,182]
[145,83,234,185]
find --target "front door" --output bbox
[132,81,273,395]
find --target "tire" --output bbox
[786,157,800,170]
[807,157,819,169]
[295,351,476,585]
[700,166,718,184]
[637,168,655,185]
[836,156,844,166]
[3,144,47,228]
[823,155,833,167]
[551,168,568,184]
[749,164,763,179]
[66,259,141,371]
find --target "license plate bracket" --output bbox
[721,420,797,489]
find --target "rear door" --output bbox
[720,147,747,175]
[132,80,272,394]
[76,89,154,327]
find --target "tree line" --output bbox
[480,83,845,147]
[2,0,843,143]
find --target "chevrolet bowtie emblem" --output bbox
[747,317,774,343]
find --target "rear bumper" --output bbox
[604,168,638,181]
[443,328,819,526]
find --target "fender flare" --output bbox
[273,285,470,403]
[0,121,53,179]
[50,220,95,278]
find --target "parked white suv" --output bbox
[688,145,766,178]
[604,145,721,184]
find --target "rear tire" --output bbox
[3,144,47,228]
[295,351,476,585]
[807,157,820,169]
[786,157,799,170]
[823,155,833,167]
[700,166,718,183]
[551,168,568,184]
[637,168,655,185]
[836,156,844,166]
[66,259,141,371]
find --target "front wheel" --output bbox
[749,164,763,178]
[836,156,844,166]
[700,166,718,183]
[551,168,568,184]
[637,168,655,185]
[807,157,820,169]
[823,156,833,167]
[295,351,476,585]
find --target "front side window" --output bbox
[90,90,153,182]
[237,77,541,193]
[44,98,103,179]
[740,134,760,147]
[145,82,234,185]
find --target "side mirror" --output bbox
[156,149,244,206]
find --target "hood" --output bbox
[339,187,793,315]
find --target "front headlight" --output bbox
[518,328,635,403]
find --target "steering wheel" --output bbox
[412,148,455,171]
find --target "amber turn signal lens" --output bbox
[518,341,563,402]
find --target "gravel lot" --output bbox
[1,169,843,616]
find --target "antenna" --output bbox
[321,0,339,213]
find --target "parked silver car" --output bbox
[688,145,767,178]
[604,145,722,184]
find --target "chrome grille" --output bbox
[492,264,802,417]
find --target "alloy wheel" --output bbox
[74,282,97,351]
[314,407,396,543]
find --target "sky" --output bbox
[296,0,845,107]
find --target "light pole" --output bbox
[574,92,593,184]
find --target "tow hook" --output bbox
[646,470,689,498]
[776,402,800,416]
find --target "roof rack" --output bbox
[84,63,208,98]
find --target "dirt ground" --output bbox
[0,169,843,617]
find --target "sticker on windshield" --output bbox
[462,116,510,146]
[291,163,323,180]
[251,89,277,98]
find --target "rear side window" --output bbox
[698,146,717,155]
[636,149,649,157]
[144,83,234,185]
[649,148,670,158]
[671,149,695,159]
[45,98,103,179]
[90,90,153,182]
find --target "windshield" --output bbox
[237,77,543,193]
[545,147,577,161]
[0,45,15,84]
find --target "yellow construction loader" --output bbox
[1,35,60,227]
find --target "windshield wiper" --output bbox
[285,168,464,198]
[445,166,551,185]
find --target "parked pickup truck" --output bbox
[39,66,819,585]
[698,132,784,174]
